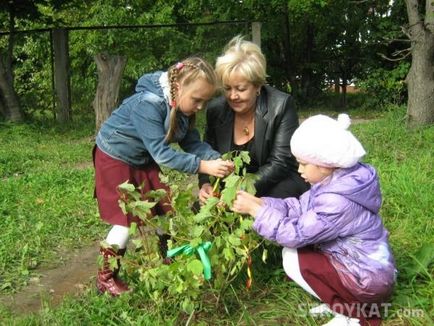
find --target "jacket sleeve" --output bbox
[254,95,300,195]
[253,192,356,248]
[179,127,221,160]
[132,99,202,174]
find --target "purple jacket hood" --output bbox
[323,163,382,214]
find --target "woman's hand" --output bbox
[199,183,214,204]
[199,159,234,178]
[231,190,264,217]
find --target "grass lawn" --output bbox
[0,106,432,325]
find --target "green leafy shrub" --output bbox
[358,62,409,107]
[118,151,263,313]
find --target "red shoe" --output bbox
[96,247,130,296]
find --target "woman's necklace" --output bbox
[237,112,255,136]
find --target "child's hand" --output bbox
[231,191,263,217]
[199,183,214,204]
[199,159,234,178]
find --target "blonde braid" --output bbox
[166,66,179,142]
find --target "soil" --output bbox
[0,243,99,315]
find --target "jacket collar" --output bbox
[254,87,268,161]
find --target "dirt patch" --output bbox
[0,243,99,315]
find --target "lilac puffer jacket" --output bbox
[254,163,396,301]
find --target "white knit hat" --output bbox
[290,114,366,168]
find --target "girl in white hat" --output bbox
[232,114,396,326]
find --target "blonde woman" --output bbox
[94,57,233,296]
[199,36,308,203]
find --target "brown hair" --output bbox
[165,57,217,142]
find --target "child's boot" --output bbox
[96,246,129,296]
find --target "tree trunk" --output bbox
[0,4,23,122]
[334,78,340,94]
[301,22,315,99]
[0,93,6,118]
[279,2,297,92]
[93,53,127,132]
[52,29,72,124]
[340,79,348,109]
[0,56,22,122]
[404,0,434,127]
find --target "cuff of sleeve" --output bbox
[261,197,274,207]
[192,156,201,174]
[253,203,270,223]
[210,150,220,160]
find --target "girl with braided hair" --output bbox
[93,57,233,296]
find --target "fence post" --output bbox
[251,22,261,48]
[52,28,71,123]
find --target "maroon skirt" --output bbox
[298,248,383,326]
[93,146,172,227]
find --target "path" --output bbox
[0,243,99,315]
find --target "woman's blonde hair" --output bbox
[215,35,267,88]
[166,57,217,142]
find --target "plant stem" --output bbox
[212,177,221,193]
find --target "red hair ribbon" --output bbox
[176,62,184,70]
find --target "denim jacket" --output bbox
[96,71,220,173]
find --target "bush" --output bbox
[358,62,409,107]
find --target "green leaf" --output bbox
[146,188,167,200]
[233,156,243,174]
[131,238,143,249]
[190,238,203,247]
[241,173,259,194]
[239,218,253,230]
[190,225,205,238]
[223,247,234,261]
[117,181,136,192]
[181,298,195,314]
[187,259,203,276]
[118,200,127,214]
[129,222,137,235]
[221,186,237,206]
[131,200,157,218]
[194,197,219,222]
[239,151,251,164]
[223,174,241,188]
[228,235,241,246]
[221,151,234,160]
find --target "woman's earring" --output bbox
[256,90,260,96]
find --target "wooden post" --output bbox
[251,22,262,48]
[52,28,71,123]
[93,53,127,132]
[49,30,56,119]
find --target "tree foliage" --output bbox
[0,0,432,124]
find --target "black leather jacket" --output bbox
[199,85,301,196]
